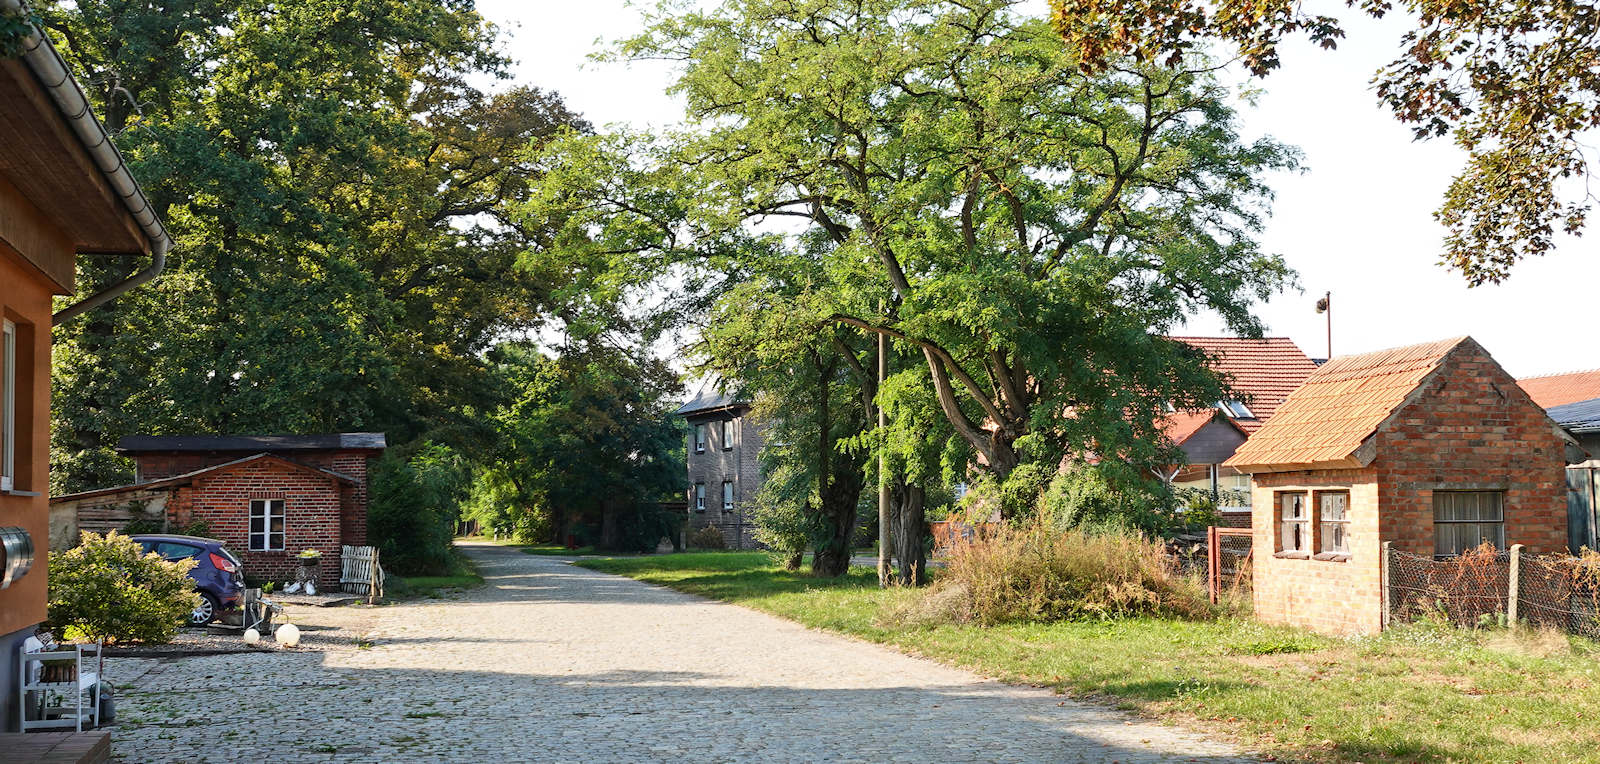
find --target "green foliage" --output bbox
[1051,0,1600,285]
[1037,462,1174,532]
[47,531,201,644]
[688,526,727,550]
[914,524,1217,626]
[40,0,588,493]
[748,481,816,562]
[368,443,469,576]
[464,341,685,551]
[525,0,1295,502]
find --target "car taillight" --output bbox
[209,552,238,573]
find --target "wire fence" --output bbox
[1386,545,1600,638]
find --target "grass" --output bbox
[577,552,1600,764]
[520,544,599,556]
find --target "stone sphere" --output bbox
[275,623,301,647]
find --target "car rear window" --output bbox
[154,542,201,560]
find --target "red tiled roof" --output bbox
[1517,369,1600,409]
[1160,409,1247,447]
[1224,336,1468,472]
[1169,336,1320,433]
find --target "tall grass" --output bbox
[897,523,1218,625]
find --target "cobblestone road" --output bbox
[109,543,1250,763]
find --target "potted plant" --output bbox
[289,549,322,595]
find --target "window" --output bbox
[1218,400,1255,419]
[721,419,734,451]
[1434,491,1505,557]
[722,480,734,512]
[1277,492,1308,554]
[1,319,13,492]
[249,499,286,551]
[1318,491,1350,555]
[153,542,202,560]
[694,483,706,512]
[694,424,706,453]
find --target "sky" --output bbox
[475,0,1597,379]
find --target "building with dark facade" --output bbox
[675,384,764,548]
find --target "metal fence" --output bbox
[1205,526,1253,603]
[1386,545,1600,638]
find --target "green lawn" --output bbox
[520,544,598,556]
[577,552,1600,764]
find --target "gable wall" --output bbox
[1374,344,1569,557]
[683,408,764,547]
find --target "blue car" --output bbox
[131,534,245,626]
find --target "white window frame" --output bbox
[694,483,706,512]
[1,320,14,493]
[249,499,286,551]
[721,419,734,451]
[722,480,734,512]
[1317,491,1350,556]
[694,424,706,454]
[1277,491,1308,554]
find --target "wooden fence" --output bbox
[340,545,384,603]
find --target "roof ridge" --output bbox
[1519,368,1600,381]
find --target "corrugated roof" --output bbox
[1169,336,1319,433]
[1517,369,1600,410]
[116,433,387,453]
[675,378,747,417]
[1224,337,1469,472]
[1546,397,1600,434]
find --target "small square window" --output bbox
[1318,491,1349,555]
[249,499,286,551]
[1434,491,1504,557]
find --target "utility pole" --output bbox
[877,326,891,588]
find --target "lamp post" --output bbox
[1315,291,1331,360]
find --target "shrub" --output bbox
[688,525,727,549]
[903,523,1214,625]
[48,531,200,644]
[369,445,468,576]
[749,496,813,569]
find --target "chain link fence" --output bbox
[1386,546,1600,638]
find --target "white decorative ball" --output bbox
[275,623,301,648]
[243,628,261,645]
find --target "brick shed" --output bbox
[50,434,385,588]
[1224,337,1575,635]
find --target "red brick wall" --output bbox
[174,459,347,587]
[1374,345,1569,557]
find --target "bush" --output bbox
[688,525,727,549]
[369,445,468,576]
[749,496,812,568]
[608,503,684,553]
[901,524,1214,626]
[48,531,200,644]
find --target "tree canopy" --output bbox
[1051,0,1600,285]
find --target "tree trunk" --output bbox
[891,481,928,586]
[812,483,860,577]
[783,550,803,571]
[599,499,620,550]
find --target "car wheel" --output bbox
[189,593,219,626]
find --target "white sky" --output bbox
[476,0,1596,378]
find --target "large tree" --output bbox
[39,0,586,491]
[528,0,1292,499]
[1051,0,1600,285]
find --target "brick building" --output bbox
[675,385,764,548]
[1225,337,1574,635]
[50,434,385,588]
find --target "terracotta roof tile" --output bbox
[1168,336,1319,433]
[1224,337,1469,472]
[1516,369,1600,409]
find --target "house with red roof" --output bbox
[1517,369,1600,410]
[1159,337,1320,524]
[1225,337,1571,635]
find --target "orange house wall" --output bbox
[0,245,59,637]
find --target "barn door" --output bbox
[1567,467,1595,554]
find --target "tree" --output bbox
[1051,0,1600,285]
[38,0,587,491]
[470,341,685,552]
[530,0,1292,511]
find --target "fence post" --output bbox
[1508,543,1523,624]
[1207,525,1220,605]
[1381,541,1391,630]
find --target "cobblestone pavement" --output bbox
[109,543,1252,763]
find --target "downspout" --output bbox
[1,0,172,325]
